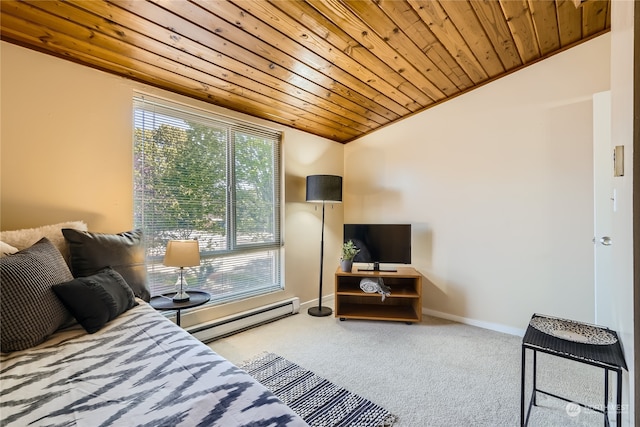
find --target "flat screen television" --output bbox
[343,224,411,272]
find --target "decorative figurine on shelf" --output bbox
[340,240,360,273]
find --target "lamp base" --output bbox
[308,306,332,317]
[173,291,190,302]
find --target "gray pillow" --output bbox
[0,238,74,353]
[62,229,150,301]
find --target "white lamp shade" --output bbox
[163,240,200,267]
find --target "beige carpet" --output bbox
[210,303,613,427]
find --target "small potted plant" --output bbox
[340,240,360,273]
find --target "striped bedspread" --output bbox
[0,302,308,427]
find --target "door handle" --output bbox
[599,236,612,246]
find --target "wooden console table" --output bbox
[334,266,422,323]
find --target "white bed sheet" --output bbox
[0,301,307,427]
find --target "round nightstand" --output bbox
[149,290,211,326]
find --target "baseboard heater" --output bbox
[186,297,300,343]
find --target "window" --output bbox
[133,94,282,304]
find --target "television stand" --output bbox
[334,267,422,323]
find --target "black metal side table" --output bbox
[521,313,627,427]
[149,290,211,327]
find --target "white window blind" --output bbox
[133,94,282,303]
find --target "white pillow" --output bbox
[0,241,18,257]
[1,221,88,264]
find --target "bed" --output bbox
[0,223,307,427]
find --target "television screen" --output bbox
[343,224,411,271]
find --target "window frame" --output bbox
[132,93,283,304]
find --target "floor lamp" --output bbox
[306,174,343,317]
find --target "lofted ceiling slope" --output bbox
[1,0,610,143]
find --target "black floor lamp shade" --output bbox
[306,175,342,202]
[306,174,342,317]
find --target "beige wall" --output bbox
[0,35,612,330]
[2,21,634,422]
[0,41,344,322]
[1,43,134,232]
[345,34,611,334]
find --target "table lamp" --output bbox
[163,239,200,302]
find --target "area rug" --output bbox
[239,352,396,427]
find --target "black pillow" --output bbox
[53,267,138,334]
[62,228,150,301]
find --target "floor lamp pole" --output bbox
[309,201,332,316]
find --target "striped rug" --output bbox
[239,352,396,427]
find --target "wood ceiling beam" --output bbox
[438,0,504,78]
[341,0,458,97]
[499,0,540,64]
[374,0,474,91]
[305,0,444,106]
[581,0,609,37]
[239,0,424,116]
[0,0,611,143]
[556,0,583,46]
[183,0,410,118]
[469,0,522,70]
[406,0,489,84]
[23,0,361,140]
[66,0,374,134]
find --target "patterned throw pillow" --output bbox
[0,238,74,353]
[62,229,150,302]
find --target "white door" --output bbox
[593,91,614,326]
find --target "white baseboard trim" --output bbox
[423,308,526,337]
[298,297,526,336]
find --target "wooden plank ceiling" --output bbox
[1,0,610,143]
